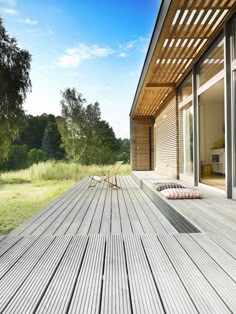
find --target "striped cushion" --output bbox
[154,182,185,191]
[160,188,201,199]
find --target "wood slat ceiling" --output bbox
[132,0,236,117]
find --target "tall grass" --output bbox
[1,161,131,182]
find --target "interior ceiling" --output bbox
[200,79,224,104]
[132,0,236,118]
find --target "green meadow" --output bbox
[0,161,131,234]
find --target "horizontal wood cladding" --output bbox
[130,117,154,171]
[155,96,178,178]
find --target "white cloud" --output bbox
[118,52,127,58]
[0,0,16,6]
[129,71,139,77]
[118,35,150,54]
[1,7,18,15]
[119,40,135,50]
[24,18,38,25]
[57,43,114,68]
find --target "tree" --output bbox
[83,120,119,165]
[41,120,65,159]
[59,88,87,162]
[0,17,31,164]
[27,148,46,166]
[6,144,28,170]
[58,87,129,165]
[18,114,54,149]
[117,138,130,163]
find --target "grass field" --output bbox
[0,161,131,234]
[0,180,75,235]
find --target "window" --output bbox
[233,71,236,187]
[232,19,236,61]
[179,74,192,103]
[199,36,224,86]
[179,102,193,175]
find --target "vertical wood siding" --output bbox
[130,117,154,171]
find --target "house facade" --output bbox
[130,0,236,199]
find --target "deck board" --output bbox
[116,177,133,234]
[0,236,55,312]
[0,236,23,257]
[126,176,175,234]
[41,180,91,235]
[65,184,100,235]
[2,175,236,313]
[54,182,96,235]
[9,178,88,236]
[208,232,236,254]
[6,176,176,236]
[158,234,230,313]
[77,183,105,234]
[141,234,198,313]
[35,236,88,314]
[0,236,37,279]
[0,234,236,312]
[124,177,156,233]
[132,171,236,240]
[4,236,71,314]
[120,177,144,233]
[123,235,165,313]
[68,235,105,314]
[100,187,112,234]
[111,190,122,234]
[190,233,236,282]
[89,185,107,234]
[175,234,236,312]
[101,235,130,314]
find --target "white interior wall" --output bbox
[199,79,224,164]
[200,102,224,163]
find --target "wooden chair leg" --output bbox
[88,177,97,188]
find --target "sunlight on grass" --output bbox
[0,161,131,234]
[1,161,131,182]
[0,180,74,234]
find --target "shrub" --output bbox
[5,144,29,170]
[27,148,47,166]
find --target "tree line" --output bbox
[1,91,130,170]
[0,17,129,171]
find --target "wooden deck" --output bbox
[132,171,236,242]
[9,176,177,236]
[1,175,236,313]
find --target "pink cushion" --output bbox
[160,188,201,199]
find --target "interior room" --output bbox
[199,79,225,190]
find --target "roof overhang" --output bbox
[130,0,236,118]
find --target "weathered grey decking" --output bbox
[1,175,236,313]
[9,176,177,236]
[132,171,236,242]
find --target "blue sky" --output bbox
[0,0,160,138]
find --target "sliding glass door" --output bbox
[179,103,193,176]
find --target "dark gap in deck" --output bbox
[33,237,73,313]
[140,237,167,314]
[122,240,134,314]
[173,235,234,313]
[98,241,107,314]
[132,173,200,233]
[66,237,90,313]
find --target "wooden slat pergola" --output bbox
[130,0,236,118]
